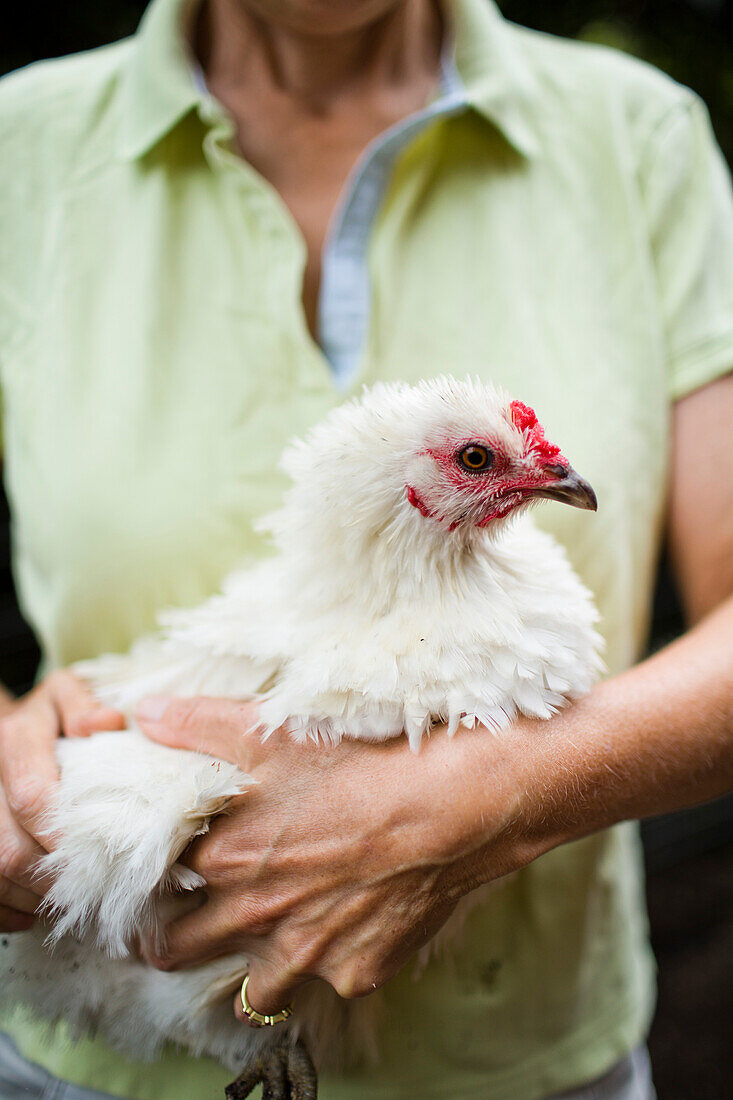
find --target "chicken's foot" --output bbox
[225,1036,317,1100]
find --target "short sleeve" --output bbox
[641,95,733,400]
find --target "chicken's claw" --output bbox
[225,1037,317,1100]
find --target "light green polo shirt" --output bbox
[1,1,733,1097]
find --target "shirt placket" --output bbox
[196,98,336,396]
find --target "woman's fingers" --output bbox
[137,696,266,769]
[0,875,41,915]
[0,668,122,935]
[0,695,60,847]
[0,785,45,924]
[145,896,241,972]
[0,670,125,854]
[0,904,35,933]
[0,786,49,895]
[233,966,302,1026]
[47,670,125,738]
[145,891,308,1025]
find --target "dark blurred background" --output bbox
[1,2,732,1096]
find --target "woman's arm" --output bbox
[140,374,733,1018]
[497,362,733,857]
[498,593,733,875]
[514,372,733,856]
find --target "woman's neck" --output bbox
[194,0,443,109]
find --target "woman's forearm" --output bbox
[454,594,733,891]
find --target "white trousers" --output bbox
[0,1031,655,1100]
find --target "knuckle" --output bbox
[64,712,98,738]
[64,718,87,739]
[0,839,28,882]
[68,707,122,739]
[6,776,47,825]
[234,895,276,937]
[331,960,384,1000]
[166,698,207,737]
[0,715,19,747]
[191,833,229,879]
[285,934,322,979]
[45,669,76,696]
[180,698,211,734]
[57,669,81,687]
[257,960,299,1005]
[148,949,178,972]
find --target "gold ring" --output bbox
[240,974,294,1027]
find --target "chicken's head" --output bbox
[272,376,597,550]
[403,383,596,532]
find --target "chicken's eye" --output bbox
[458,445,493,473]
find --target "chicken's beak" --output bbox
[531,466,598,512]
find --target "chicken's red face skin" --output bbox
[406,400,597,531]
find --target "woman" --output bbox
[0,0,732,1097]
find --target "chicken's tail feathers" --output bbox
[41,731,251,957]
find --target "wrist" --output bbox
[498,680,648,860]
[416,720,546,901]
[433,700,608,900]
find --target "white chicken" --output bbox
[0,376,603,1100]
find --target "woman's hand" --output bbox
[0,670,125,932]
[137,696,532,1020]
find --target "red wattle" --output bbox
[406,486,433,519]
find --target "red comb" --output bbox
[509,401,537,432]
[510,400,561,461]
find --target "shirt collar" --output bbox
[117,0,540,161]
[450,0,540,157]
[117,0,204,160]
